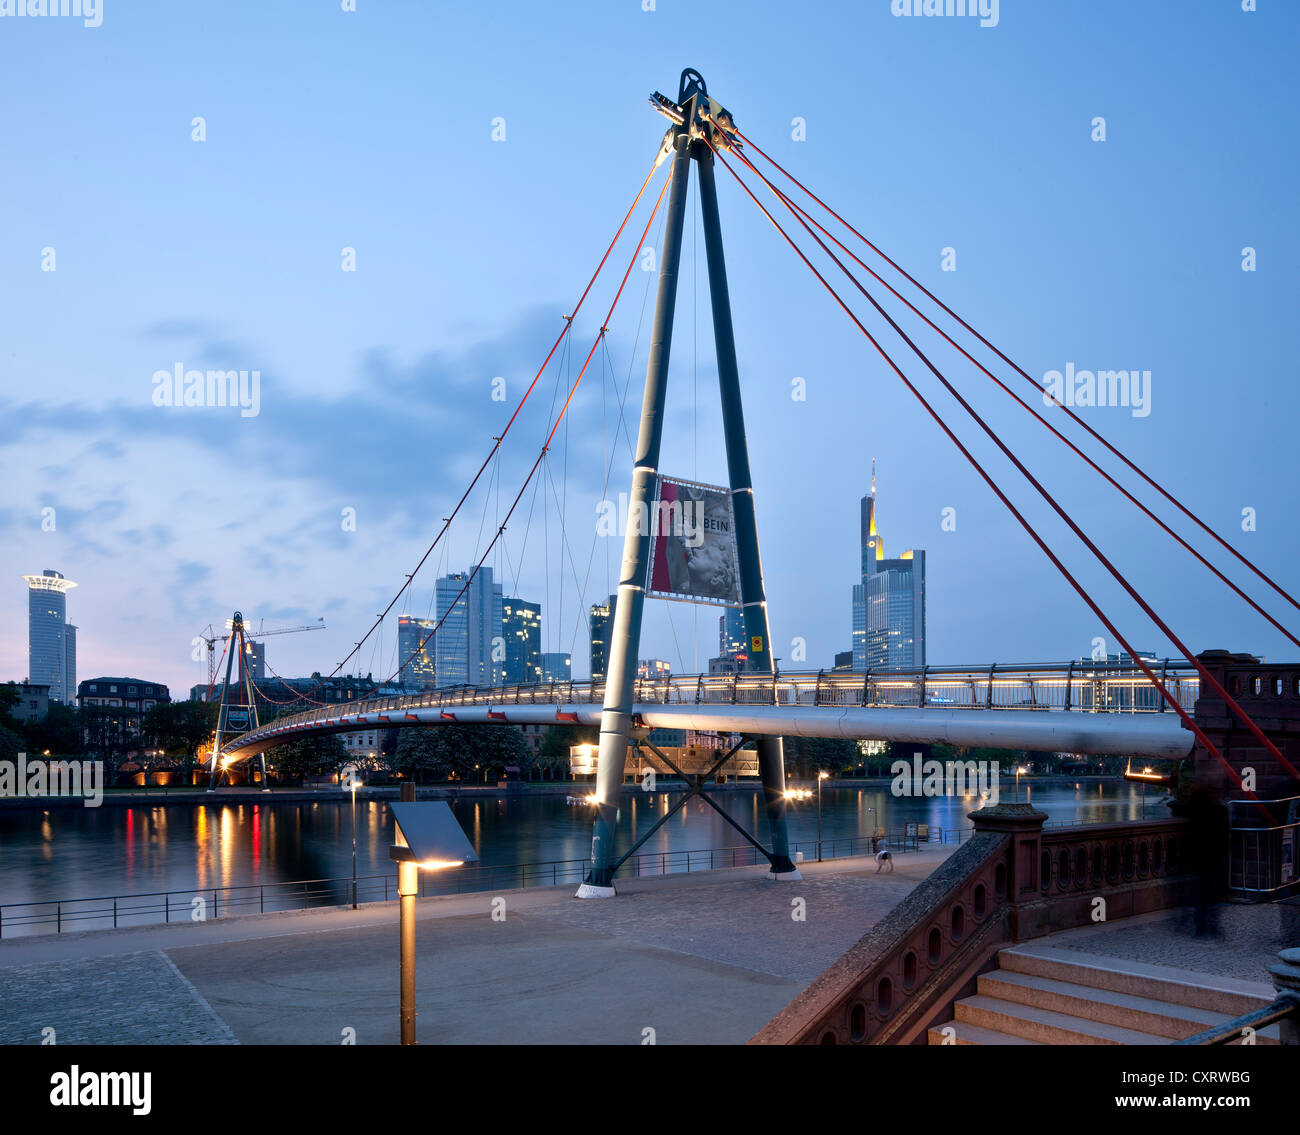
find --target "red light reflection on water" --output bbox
[251,805,261,879]
[125,808,134,880]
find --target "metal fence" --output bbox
[0,826,966,939]
[1228,795,1300,896]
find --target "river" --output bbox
[0,780,1159,916]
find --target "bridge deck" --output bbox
[223,663,1198,761]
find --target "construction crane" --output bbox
[196,616,326,686]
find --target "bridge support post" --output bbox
[578,99,695,898]
[697,140,798,879]
[206,612,242,791]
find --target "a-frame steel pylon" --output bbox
[579,70,800,896]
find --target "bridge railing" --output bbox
[226,660,1200,751]
[1227,794,1300,898]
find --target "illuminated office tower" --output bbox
[851,464,925,671]
[397,615,437,690]
[435,567,503,688]
[501,597,542,685]
[22,569,77,703]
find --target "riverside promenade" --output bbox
[0,848,956,1045]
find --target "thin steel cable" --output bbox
[382,166,675,688]
[331,153,667,678]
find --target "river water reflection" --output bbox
[0,781,1157,909]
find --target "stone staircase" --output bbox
[928,944,1281,1045]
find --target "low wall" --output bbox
[751,806,1191,1045]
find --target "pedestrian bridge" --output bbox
[220,660,1199,763]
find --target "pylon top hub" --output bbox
[648,68,738,151]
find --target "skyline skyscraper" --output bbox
[244,639,265,684]
[502,597,542,685]
[852,464,926,670]
[435,567,503,688]
[64,621,77,703]
[22,569,78,703]
[588,593,617,681]
[541,651,571,683]
[396,615,437,690]
[719,607,746,662]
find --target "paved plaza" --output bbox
[4,847,1290,1045]
[1046,898,1300,984]
[0,850,951,1045]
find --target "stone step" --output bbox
[926,1020,1043,1046]
[997,945,1278,1018]
[976,969,1279,1043]
[955,994,1171,1045]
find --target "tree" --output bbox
[470,725,532,781]
[0,724,23,761]
[537,725,596,780]
[21,702,81,757]
[80,704,139,784]
[142,701,218,758]
[394,724,535,783]
[0,682,20,729]
[265,734,349,785]
[394,728,454,783]
[783,736,859,778]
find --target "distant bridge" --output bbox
[220,660,1198,763]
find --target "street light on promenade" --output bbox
[348,775,363,909]
[817,770,830,862]
[389,801,478,1045]
[1015,765,1028,802]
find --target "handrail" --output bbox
[1173,994,1300,1045]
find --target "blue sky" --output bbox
[2,0,1297,698]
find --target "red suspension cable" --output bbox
[706,138,1282,801]
[722,138,1300,654]
[386,165,675,688]
[331,153,667,679]
[732,125,1300,619]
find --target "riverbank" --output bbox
[0,774,1130,811]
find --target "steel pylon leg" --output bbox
[207,614,241,791]
[578,114,695,898]
[696,142,799,879]
[580,70,799,891]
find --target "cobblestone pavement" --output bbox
[532,870,920,983]
[0,950,237,1045]
[1048,900,1300,983]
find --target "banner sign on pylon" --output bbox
[646,475,741,606]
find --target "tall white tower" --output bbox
[22,569,78,703]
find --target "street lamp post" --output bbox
[1015,765,1028,802]
[866,806,877,852]
[389,801,478,1045]
[349,775,362,909]
[817,770,829,862]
